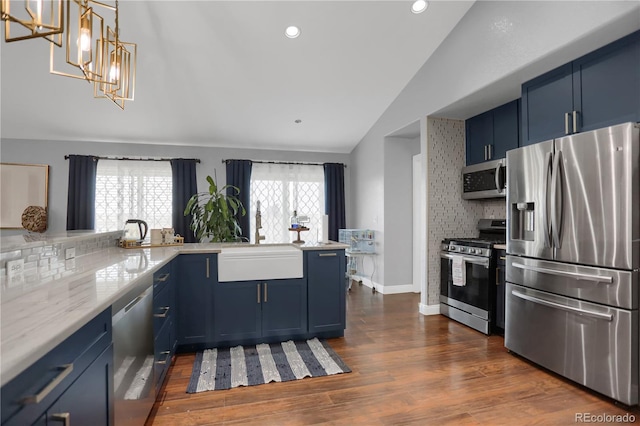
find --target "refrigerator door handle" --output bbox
[551,150,563,248]
[543,152,553,248]
[511,262,614,284]
[494,162,502,191]
[511,290,613,321]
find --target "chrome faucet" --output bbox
[255,200,265,244]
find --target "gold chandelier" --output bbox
[1,0,64,45]
[2,0,136,110]
[93,0,135,110]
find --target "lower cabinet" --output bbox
[213,278,307,345]
[176,254,217,348]
[153,259,177,394]
[45,345,114,426]
[306,250,346,335]
[1,308,113,426]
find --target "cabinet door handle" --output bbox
[484,145,488,161]
[488,144,492,160]
[156,351,171,365]
[572,110,579,133]
[154,306,170,318]
[264,283,268,303]
[156,273,170,283]
[564,112,570,134]
[21,363,74,405]
[206,258,210,278]
[257,284,261,303]
[51,412,71,426]
[319,252,337,257]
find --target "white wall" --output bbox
[383,136,420,292]
[350,1,640,297]
[0,138,350,236]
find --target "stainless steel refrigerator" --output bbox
[505,122,639,405]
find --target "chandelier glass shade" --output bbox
[1,0,64,45]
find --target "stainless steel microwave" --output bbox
[462,158,506,199]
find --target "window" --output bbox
[95,160,172,232]
[250,163,324,244]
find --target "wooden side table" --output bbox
[288,227,309,243]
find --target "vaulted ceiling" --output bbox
[0,1,474,153]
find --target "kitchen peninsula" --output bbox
[0,231,347,426]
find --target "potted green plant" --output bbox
[183,174,247,242]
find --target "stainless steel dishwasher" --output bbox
[112,277,155,426]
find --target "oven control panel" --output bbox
[441,243,491,258]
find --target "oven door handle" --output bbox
[440,253,489,268]
[511,290,613,321]
[511,262,613,284]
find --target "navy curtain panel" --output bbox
[66,155,98,230]
[323,163,346,242]
[171,159,198,243]
[225,160,252,241]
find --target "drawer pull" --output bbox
[21,363,73,405]
[512,290,613,321]
[51,412,70,426]
[319,252,337,257]
[154,306,170,318]
[512,262,613,283]
[156,351,171,365]
[156,273,170,283]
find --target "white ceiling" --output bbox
[0,1,473,153]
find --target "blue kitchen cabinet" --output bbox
[466,99,520,165]
[521,30,640,146]
[176,254,217,349]
[1,308,112,426]
[492,99,520,159]
[46,345,113,426]
[305,250,346,335]
[572,30,640,133]
[465,110,493,165]
[521,63,574,146]
[213,278,307,345]
[213,281,262,342]
[261,279,307,337]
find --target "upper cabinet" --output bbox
[466,99,520,165]
[521,30,640,146]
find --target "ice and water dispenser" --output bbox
[511,202,536,241]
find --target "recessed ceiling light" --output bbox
[295,119,302,124]
[411,0,428,14]
[285,26,300,39]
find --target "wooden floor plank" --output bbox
[147,285,640,425]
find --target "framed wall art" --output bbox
[0,163,49,229]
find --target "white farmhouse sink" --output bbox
[217,245,303,282]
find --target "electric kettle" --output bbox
[122,219,148,243]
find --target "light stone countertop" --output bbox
[0,240,347,387]
[0,230,122,253]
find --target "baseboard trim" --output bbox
[350,276,415,294]
[419,303,441,316]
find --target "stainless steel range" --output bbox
[440,219,506,335]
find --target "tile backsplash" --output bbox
[0,232,120,285]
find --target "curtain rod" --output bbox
[221,159,346,168]
[64,155,201,163]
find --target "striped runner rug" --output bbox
[187,338,351,392]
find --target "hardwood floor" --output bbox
[147,284,640,425]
